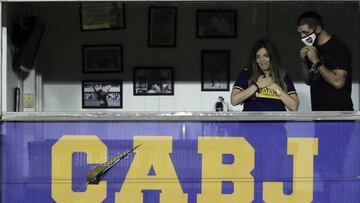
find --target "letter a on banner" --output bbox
[263,138,318,203]
[52,135,108,203]
[198,137,255,203]
[115,136,188,203]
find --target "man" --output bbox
[297,11,353,111]
[93,85,111,107]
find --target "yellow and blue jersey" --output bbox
[233,69,297,111]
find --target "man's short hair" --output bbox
[297,11,324,29]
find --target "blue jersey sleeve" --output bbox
[233,69,249,91]
[284,74,297,95]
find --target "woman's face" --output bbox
[256,47,271,72]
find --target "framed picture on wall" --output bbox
[133,67,174,95]
[83,45,123,73]
[201,50,230,91]
[82,80,123,108]
[80,2,125,31]
[197,10,237,38]
[148,7,177,47]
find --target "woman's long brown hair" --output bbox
[247,39,287,91]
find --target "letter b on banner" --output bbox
[198,137,255,203]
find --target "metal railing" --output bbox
[1,111,360,121]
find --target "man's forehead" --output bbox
[297,24,311,32]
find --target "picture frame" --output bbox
[83,45,123,73]
[133,67,174,95]
[82,80,123,108]
[197,10,237,38]
[80,2,125,31]
[148,7,177,47]
[201,50,230,91]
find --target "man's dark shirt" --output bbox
[308,35,353,111]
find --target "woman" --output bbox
[231,39,299,111]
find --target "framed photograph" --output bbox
[197,10,237,38]
[80,2,125,31]
[83,45,123,73]
[82,80,122,108]
[134,67,174,95]
[201,50,230,91]
[148,7,177,47]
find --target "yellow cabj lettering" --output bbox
[115,136,188,203]
[263,138,318,203]
[52,135,107,203]
[197,137,255,203]
[51,135,317,203]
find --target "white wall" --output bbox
[42,80,359,112]
[4,2,359,112]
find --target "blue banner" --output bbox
[1,121,359,202]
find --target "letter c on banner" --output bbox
[52,135,107,203]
